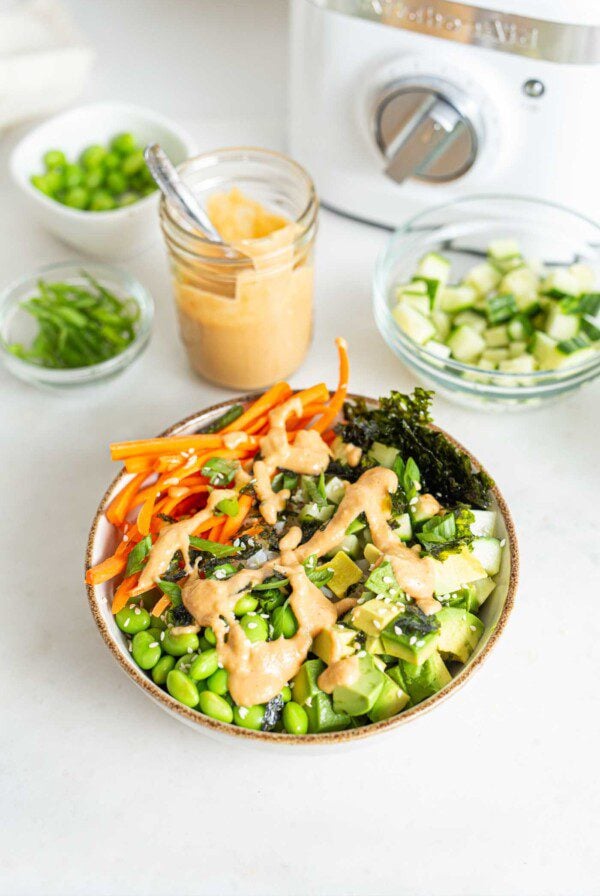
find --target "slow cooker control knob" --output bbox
[374,76,482,184]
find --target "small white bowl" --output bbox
[10,102,197,259]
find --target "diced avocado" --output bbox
[345,516,367,536]
[330,654,386,717]
[464,262,502,296]
[393,302,436,345]
[365,635,385,655]
[349,597,402,637]
[471,577,496,607]
[324,476,347,504]
[364,543,382,565]
[317,551,362,598]
[447,324,486,362]
[325,534,361,560]
[368,441,399,468]
[368,673,410,721]
[440,285,478,313]
[437,607,484,663]
[470,510,496,537]
[312,625,357,665]
[443,583,479,612]
[470,537,502,575]
[431,546,487,596]
[304,692,351,733]
[416,251,451,286]
[381,612,440,666]
[397,652,452,704]
[364,561,403,599]
[392,512,412,541]
[292,658,325,705]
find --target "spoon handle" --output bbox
[144,144,223,243]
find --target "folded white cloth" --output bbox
[0,0,94,130]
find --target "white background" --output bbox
[1,2,599,895]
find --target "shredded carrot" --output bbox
[110,434,224,461]
[294,383,329,408]
[152,595,171,617]
[106,472,146,526]
[220,493,253,542]
[221,382,292,432]
[86,551,128,585]
[160,484,210,517]
[111,574,140,614]
[312,337,349,434]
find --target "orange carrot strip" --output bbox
[111,574,140,614]
[152,595,171,617]
[160,485,210,516]
[312,337,349,434]
[221,382,292,433]
[110,434,224,461]
[220,494,253,542]
[86,552,128,585]
[208,520,225,542]
[294,383,329,408]
[123,456,158,473]
[106,473,147,527]
[193,515,222,536]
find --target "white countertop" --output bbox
[1,3,598,895]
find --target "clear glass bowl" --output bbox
[0,261,154,390]
[373,196,600,410]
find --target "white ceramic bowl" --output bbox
[85,395,518,750]
[10,102,197,259]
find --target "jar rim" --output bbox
[159,146,318,265]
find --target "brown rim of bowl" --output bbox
[85,393,519,745]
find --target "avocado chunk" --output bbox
[330,654,386,716]
[437,607,484,663]
[304,692,351,733]
[348,597,402,637]
[368,673,410,722]
[443,583,480,612]
[431,546,487,596]
[317,550,362,598]
[365,635,384,655]
[291,658,325,705]
[312,625,357,664]
[397,652,452,704]
[381,605,440,665]
[364,560,402,598]
[364,543,382,565]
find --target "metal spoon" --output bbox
[144,144,224,244]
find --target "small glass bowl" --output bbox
[373,196,600,410]
[0,261,154,390]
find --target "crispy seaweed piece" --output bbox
[261,694,284,731]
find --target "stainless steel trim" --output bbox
[307,0,600,64]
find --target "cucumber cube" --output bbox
[470,537,502,576]
[508,341,528,358]
[393,302,436,345]
[423,340,451,359]
[545,304,580,341]
[464,262,502,296]
[542,269,580,297]
[392,512,412,542]
[484,324,509,347]
[498,355,536,374]
[401,293,431,316]
[500,267,538,312]
[415,252,451,286]
[487,238,521,262]
[447,325,485,362]
[439,285,477,313]
[453,310,487,333]
[432,309,451,341]
[481,348,509,363]
[568,263,596,293]
[470,510,497,537]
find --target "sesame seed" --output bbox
[394,626,403,636]
[357,650,366,658]
[160,631,165,641]
[238,707,248,719]
[134,608,141,615]
[397,690,404,698]
[123,534,129,542]
[247,611,257,616]
[247,622,257,629]
[217,661,224,669]
[260,613,269,619]
[149,642,159,648]
[409,635,417,645]
[187,646,194,654]
[382,576,393,585]
[128,642,132,652]
[416,640,425,648]
[389,589,398,597]
[470,625,477,632]
[123,619,130,628]
[305,698,313,707]
[500,539,506,547]
[373,620,381,630]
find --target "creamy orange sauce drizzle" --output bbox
[253,396,331,525]
[137,488,237,592]
[222,431,248,450]
[317,655,360,694]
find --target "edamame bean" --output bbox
[63,164,83,189]
[89,190,115,211]
[152,654,175,685]
[204,627,216,646]
[64,186,88,209]
[233,704,265,730]
[234,595,258,616]
[206,668,228,695]
[175,653,198,674]
[119,191,139,207]
[110,132,138,155]
[283,701,308,735]
[131,631,162,670]
[115,604,151,635]
[43,149,66,169]
[103,151,120,170]
[189,649,219,681]
[121,150,146,176]
[163,629,199,657]
[239,613,269,643]
[84,168,104,190]
[280,685,292,703]
[198,691,233,723]
[271,605,298,639]
[80,144,107,170]
[106,171,127,195]
[167,670,199,707]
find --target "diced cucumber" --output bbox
[487,238,521,263]
[498,355,536,373]
[508,340,528,358]
[453,310,487,333]
[500,267,539,312]
[393,302,436,345]
[481,347,509,363]
[464,262,501,296]
[556,335,597,365]
[470,537,502,576]
[447,325,485,362]
[568,263,595,293]
[325,476,347,505]
[581,318,600,342]
[416,252,451,286]
[392,513,412,542]
[484,324,509,348]
[401,293,431,316]
[369,441,399,469]
[507,315,534,342]
[542,269,579,298]
[432,310,451,341]
[485,293,518,324]
[470,510,497,537]
[396,280,428,297]
[325,534,361,560]
[472,577,496,607]
[439,285,477,313]
[299,502,335,524]
[532,331,595,370]
[423,340,451,359]
[477,357,497,371]
[545,304,580,341]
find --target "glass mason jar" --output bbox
[159,147,318,390]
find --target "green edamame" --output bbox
[234,594,259,616]
[233,704,265,730]
[43,149,66,170]
[131,631,162,670]
[198,691,233,723]
[162,629,199,657]
[167,670,199,708]
[152,654,175,685]
[204,627,216,646]
[271,605,298,639]
[189,649,219,681]
[280,685,292,703]
[116,604,151,635]
[283,701,308,735]
[206,668,228,695]
[239,613,269,643]
[80,144,107,170]
[110,132,138,155]
[175,653,198,674]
